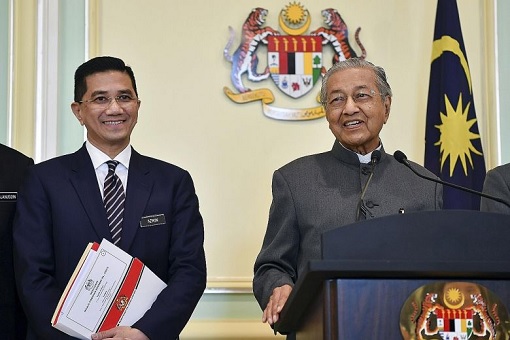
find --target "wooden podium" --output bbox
[273,211,510,339]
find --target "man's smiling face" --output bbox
[71,70,140,157]
[325,67,391,155]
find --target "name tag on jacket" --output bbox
[140,214,166,228]
[0,192,17,202]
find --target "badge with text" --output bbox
[140,214,166,228]
[0,192,17,202]
[223,3,367,120]
[400,282,510,340]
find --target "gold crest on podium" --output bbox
[400,282,510,340]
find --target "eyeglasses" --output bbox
[77,95,140,109]
[326,90,382,110]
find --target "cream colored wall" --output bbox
[91,1,493,336]
[91,0,491,284]
[4,1,492,338]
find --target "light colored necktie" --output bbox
[103,160,125,245]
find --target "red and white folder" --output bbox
[51,239,166,339]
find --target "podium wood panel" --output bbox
[275,211,510,339]
[296,279,510,340]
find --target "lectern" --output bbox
[273,210,510,339]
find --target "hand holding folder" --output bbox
[51,239,166,339]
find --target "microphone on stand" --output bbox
[393,150,510,209]
[356,150,382,221]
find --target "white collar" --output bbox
[85,141,132,170]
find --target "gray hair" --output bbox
[319,58,392,107]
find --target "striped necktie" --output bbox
[103,160,125,245]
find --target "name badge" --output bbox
[0,192,17,202]
[140,214,166,228]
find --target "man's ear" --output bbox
[71,102,84,126]
[383,96,392,123]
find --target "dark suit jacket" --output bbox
[481,163,510,214]
[0,144,33,340]
[13,145,206,340]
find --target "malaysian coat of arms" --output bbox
[223,3,366,121]
[400,282,510,340]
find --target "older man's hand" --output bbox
[262,284,293,325]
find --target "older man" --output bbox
[480,163,510,214]
[253,58,443,331]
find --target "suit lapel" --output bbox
[122,149,153,250]
[69,145,112,241]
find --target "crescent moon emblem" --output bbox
[431,36,472,93]
[443,289,465,309]
[279,10,311,36]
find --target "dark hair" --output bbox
[74,56,138,102]
[320,58,392,107]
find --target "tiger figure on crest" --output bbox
[223,8,279,93]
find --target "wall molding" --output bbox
[35,0,59,162]
[206,277,253,294]
[180,320,285,340]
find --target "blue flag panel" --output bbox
[424,0,486,210]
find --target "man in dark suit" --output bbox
[253,58,443,332]
[13,56,206,340]
[0,143,33,340]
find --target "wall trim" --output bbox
[206,277,253,294]
[35,0,59,162]
[6,0,14,145]
[181,320,285,340]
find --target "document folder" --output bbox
[51,239,166,339]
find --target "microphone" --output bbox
[356,150,382,221]
[393,150,510,208]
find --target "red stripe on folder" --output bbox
[98,258,144,331]
[52,242,100,325]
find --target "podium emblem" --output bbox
[400,282,510,340]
